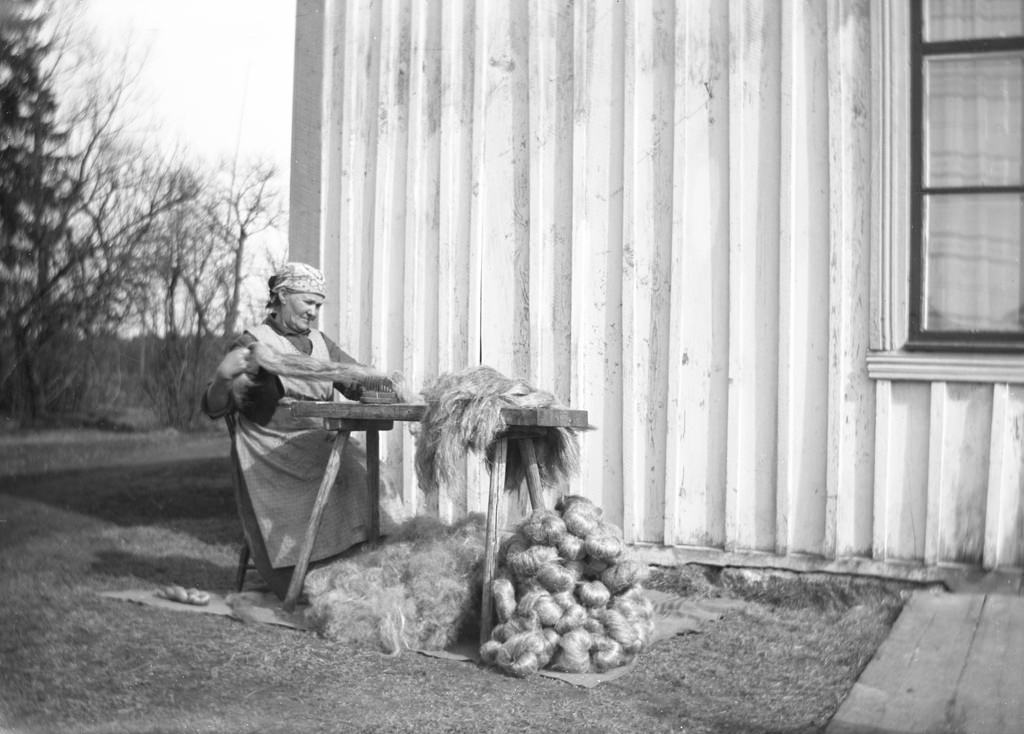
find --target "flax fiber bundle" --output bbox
[232,341,412,404]
[304,514,486,655]
[479,496,655,678]
[413,366,583,495]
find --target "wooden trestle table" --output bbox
[283,400,589,644]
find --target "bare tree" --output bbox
[129,157,286,429]
[1,2,288,427]
[208,159,282,337]
[0,2,200,419]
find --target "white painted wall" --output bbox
[290,0,1024,579]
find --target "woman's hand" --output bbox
[215,347,254,383]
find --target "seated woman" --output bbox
[202,262,380,599]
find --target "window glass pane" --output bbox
[924,0,1024,41]
[924,53,1024,186]
[923,194,1024,332]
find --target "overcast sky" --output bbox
[80,0,296,186]
[72,0,298,278]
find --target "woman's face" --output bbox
[276,291,324,332]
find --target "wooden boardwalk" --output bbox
[827,587,1024,734]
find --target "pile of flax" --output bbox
[480,495,654,677]
[300,364,608,662]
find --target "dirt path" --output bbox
[0,429,228,478]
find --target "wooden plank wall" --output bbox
[873,380,1024,571]
[289,0,1024,574]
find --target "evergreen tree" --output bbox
[0,2,274,427]
[0,0,75,418]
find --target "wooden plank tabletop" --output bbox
[289,401,589,427]
[289,401,426,422]
[827,590,1024,734]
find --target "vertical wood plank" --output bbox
[983,383,1024,570]
[571,0,625,520]
[289,0,329,267]
[527,0,574,405]
[776,0,830,556]
[337,0,380,357]
[925,381,946,565]
[371,0,411,367]
[872,378,891,560]
[825,0,875,558]
[1003,386,1024,567]
[471,0,529,377]
[371,0,413,515]
[884,382,931,561]
[726,0,782,552]
[438,1,475,375]
[436,0,477,521]
[318,1,347,343]
[622,0,674,544]
[665,0,730,548]
[986,383,1009,568]
[404,0,443,516]
[465,0,484,380]
[461,0,489,517]
[935,383,991,565]
[620,0,638,543]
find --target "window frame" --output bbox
[906,0,1024,352]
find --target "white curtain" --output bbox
[923,0,1024,332]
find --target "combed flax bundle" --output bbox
[479,495,655,678]
[413,366,582,495]
[304,514,486,655]
[232,341,410,404]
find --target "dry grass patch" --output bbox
[0,431,911,734]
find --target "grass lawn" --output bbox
[0,429,910,733]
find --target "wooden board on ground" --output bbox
[827,590,1024,734]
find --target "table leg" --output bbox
[517,438,544,511]
[283,430,351,612]
[235,542,250,592]
[366,429,380,545]
[480,437,508,647]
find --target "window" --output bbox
[909,0,1024,351]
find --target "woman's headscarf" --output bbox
[266,262,327,307]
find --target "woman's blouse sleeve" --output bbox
[323,334,365,401]
[201,332,283,424]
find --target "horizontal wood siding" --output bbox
[292,0,1024,576]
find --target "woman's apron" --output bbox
[232,324,369,568]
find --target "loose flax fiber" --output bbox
[232,341,410,404]
[412,366,583,495]
[304,514,486,655]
